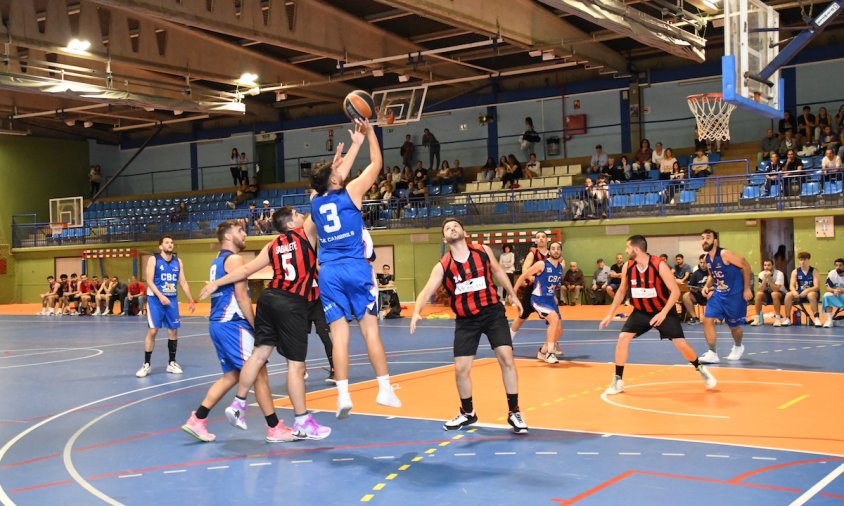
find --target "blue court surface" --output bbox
[0,315,842,505]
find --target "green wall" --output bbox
[11,207,844,304]
[0,136,89,302]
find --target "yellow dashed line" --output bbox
[438,441,450,447]
[568,393,577,398]
[580,390,590,394]
[425,448,436,454]
[412,456,423,462]
[452,434,464,440]
[778,394,809,410]
[555,397,564,401]
[496,416,505,421]
[386,473,398,480]
[467,428,478,433]
[398,464,411,471]
[373,484,385,491]
[361,494,374,502]
[541,402,551,407]
[527,406,536,411]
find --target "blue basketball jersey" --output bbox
[209,250,246,323]
[532,259,563,298]
[706,247,744,297]
[796,266,815,291]
[312,189,364,264]
[148,253,180,298]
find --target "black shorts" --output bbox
[308,298,330,336]
[518,283,536,319]
[621,308,685,340]
[254,289,308,362]
[454,304,512,357]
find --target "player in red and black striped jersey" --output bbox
[411,218,528,434]
[199,206,331,441]
[599,235,716,395]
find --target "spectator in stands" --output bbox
[88,165,102,198]
[409,179,428,203]
[674,254,692,283]
[821,148,843,169]
[750,259,786,327]
[691,148,711,177]
[123,275,146,316]
[499,244,516,302]
[681,254,709,324]
[560,262,584,306]
[255,200,273,234]
[659,147,677,180]
[227,180,251,208]
[496,156,509,181]
[816,107,832,142]
[616,155,632,181]
[693,128,709,154]
[632,138,653,179]
[589,145,608,174]
[433,160,452,185]
[238,151,249,184]
[778,110,796,137]
[108,276,128,315]
[449,159,464,185]
[594,175,609,219]
[170,202,188,223]
[395,165,412,191]
[481,156,497,182]
[608,253,624,302]
[834,104,844,133]
[820,125,839,155]
[759,151,783,196]
[662,160,686,204]
[366,183,381,200]
[777,129,801,157]
[422,128,440,171]
[246,176,259,197]
[229,148,240,186]
[758,128,779,163]
[839,130,844,160]
[241,202,258,232]
[414,161,428,185]
[570,178,593,220]
[524,153,540,179]
[589,258,612,305]
[798,105,816,144]
[501,154,523,189]
[651,142,666,171]
[781,149,804,196]
[821,258,844,328]
[783,251,822,327]
[400,134,414,168]
[520,117,540,157]
[659,254,671,268]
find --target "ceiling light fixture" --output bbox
[173,110,183,116]
[237,72,259,86]
[275,92,287,101]
[65,119,75,126]
[542,51,555,61]
[66,38,91,53]
[398,74,410,83]
[372,69,385,77]
[83,121,94,128]
[529,50,542,57]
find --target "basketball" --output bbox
[343,90,376,122]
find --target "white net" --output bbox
[688,93,736,142]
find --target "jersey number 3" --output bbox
[319,203,342,233]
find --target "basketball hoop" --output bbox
[687,93,736,142]
[49,223,65,237]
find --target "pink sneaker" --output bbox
[293,414,332,440]
[265,422,297,443]
[181,412,216,442]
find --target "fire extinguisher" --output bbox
[326,129,334,152]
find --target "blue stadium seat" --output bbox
[628,194,644,207]
[454,204,469,216]
[396,188,409,199]
[748,173,767,186]
[494,202,509,214]
[686,178,706,191]
[824,181,843,196]
[647,169,660,180]
[610,195,629,209]
[676,155,689,168]
[442,205,455,217]
[801,157,814,169]
[428,185,441,196]
[429,206,442,218]
[708,153,721,163]
[677,190,697,205]
[441,184,455,195]
[643,193,661,207]
[800,182,820,199]
[417,207,429,218]
[741,185,761,202]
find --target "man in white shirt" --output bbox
[525,153,541,178]
[751,259,786,326]
[651,142,665,169]
[820,148,843,169]
[589,145,608,174]
[821,258,844,328]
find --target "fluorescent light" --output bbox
[83,121,94,128]
[173,110,183,116]
[237,72,259,86]
[65,119,75,126]
[398,74,410,82]
[67,38,91,53]
[0,129,29,136]
[275,92,287,101]
[372,69,385,77]
[529,50,542,57]
[542,51,555,61]
[702,0,719,8]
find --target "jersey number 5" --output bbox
[319,203,342,233]
[281,253,296,281]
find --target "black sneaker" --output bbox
[325,370,336,384]
[443,408,478,431]
[507,411,528,434]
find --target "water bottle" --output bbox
[793,310,801,325]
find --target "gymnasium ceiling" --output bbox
[0,0,841,142]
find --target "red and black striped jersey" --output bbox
[627,255,671,313]
[267,227,317,300]
[530,247,548,263]
[439,242,500,318]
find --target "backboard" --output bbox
[371,84,427,127]
[723,0,784,118]
[49,196,84,227]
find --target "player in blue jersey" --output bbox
[783,251,822,327]
[136,235,195,378]
[182,220,291,442]
[310,119,401,419]
[698,229,753,363]
[514,241,565,364]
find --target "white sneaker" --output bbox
[698,350,720,364]
[698,365,717,389]
[376,388,402,408]
[47,309,55,315]
[336,394,353,419]
[604,375,624,395]
[135,363,151,378]
[823,318,833,328]
[779,318,791,327]
[726,345,745,361]
[166,361,183,374]
[773,317,782,327]
[93,309,101,316]
[103,309,110,316]
[750,315,763,326]
[813,317,822,327]
[37,310,45,315]
[543,352,559,364]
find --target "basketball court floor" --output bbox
[0,308,842,505]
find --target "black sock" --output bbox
[615,365,625,378]
[507,393,519,413]
[168,340,177,363]
[195,405,210,419]
[265,413,279,428]
[814,312,819,318]
[144,351,152,365]
[460,397,473,414]
[690,359,700,370]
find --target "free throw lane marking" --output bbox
[778,394,809,410]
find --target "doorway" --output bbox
[760,218,794,280]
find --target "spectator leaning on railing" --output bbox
[758,128,780,163]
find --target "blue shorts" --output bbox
[704,294,747,327]
[147,296,181,329]
[531,296,561,320]
[209,320,255,373]
[319,258,377,324]
[822,293,844,312]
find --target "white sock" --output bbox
[295,412,310,424]
[510,329,516,339]
[376,375,391,391]
[336,379,350,397]
[233,396,247,409]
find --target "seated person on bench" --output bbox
[376,264,401,318]
[783,251,821,327]
[821,257,844,328]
